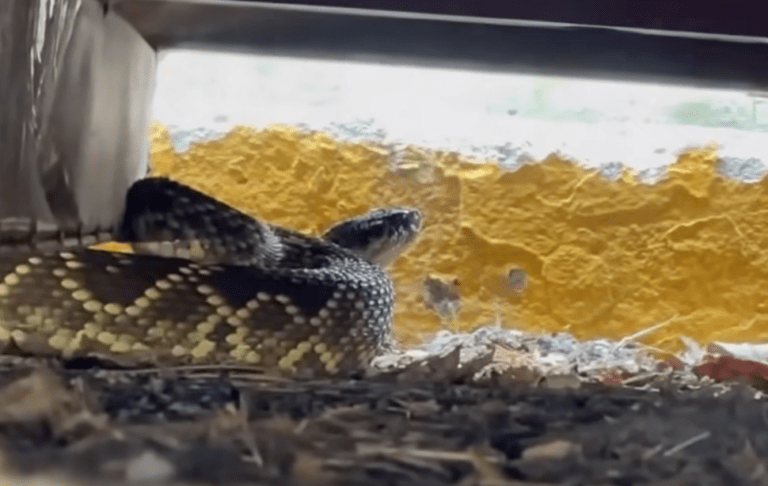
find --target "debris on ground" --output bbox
[0,327,765,485]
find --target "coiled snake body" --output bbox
[0,178,423,377]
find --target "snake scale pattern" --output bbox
[0,177,423,377]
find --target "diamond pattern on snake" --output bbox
[0,177,423,377]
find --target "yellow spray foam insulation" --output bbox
[117,122,768,352]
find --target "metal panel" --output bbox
[175,1,767,38]
[113,0,768,90]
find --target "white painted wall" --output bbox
[152,49,768,181]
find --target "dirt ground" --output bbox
[0,353,764,486]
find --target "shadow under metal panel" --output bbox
[114,0,768,90]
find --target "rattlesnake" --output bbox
[0,177,423,377]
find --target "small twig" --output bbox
[92,364,290,384]
[620,372,661,386]
[642,444,664,460]
[613,315,678,351]
[356,444,502,465]
[663,431,711,457]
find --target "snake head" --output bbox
[322,207,423,266]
